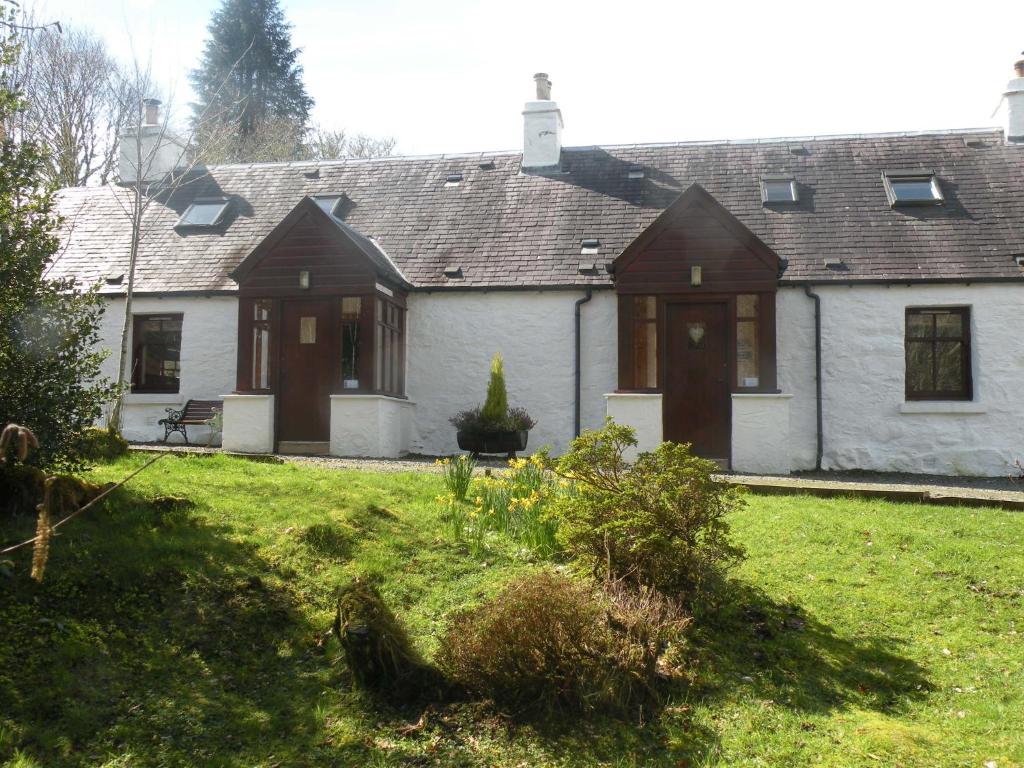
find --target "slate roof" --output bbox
[48,127,1024,294]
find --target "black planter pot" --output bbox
[456,429,529,459]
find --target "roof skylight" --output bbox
[883,171,943,206]
[761,178,798,204]
[313,195,344,217]
[176,198,229,227]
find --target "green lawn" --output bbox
[1,453,1021,767]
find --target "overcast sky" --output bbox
[28,0,1024,155]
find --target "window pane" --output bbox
[763,180,796,202]
[133,315,182,392]
[906,341,933,393]
[252,326,269,389]
[906,312,933,339]
[341,321,359,388]
[299,317,316,344]
[374,299,383,391]
[687,322,706,350]
[935,341,963,391]
[737,320,759,387]
[934,312,963,338]
[634,296,656,321]
[254,300,270,322]
[891,179,938,202]
[633,320,657,388]
[737,294,758,319]
[341,296,361,320]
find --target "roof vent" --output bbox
[303,168,320,179]
[789,146,810,156]
[823,257,847,270]
[443,265,463,278]
[627,168,645,180]
[578,262,599,274]
[104,271,124,285]
[1014,255,1024,267]
[445,173,463,186]
[964,137,990,149]
[580,238,600,255]
[478,159,496,170]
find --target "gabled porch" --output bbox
[221,196,414,457]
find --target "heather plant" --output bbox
[551,420,745,602]
[436,570,688,717]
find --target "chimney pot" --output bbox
[143,98,161,126]
[1015,55,1024,78]
[533,73,552,101]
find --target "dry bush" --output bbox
[436,570,689,718]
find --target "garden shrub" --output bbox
[480,352,509,425]
[551,420,745,602]
[77,427,128,461]
[436,570,686,717]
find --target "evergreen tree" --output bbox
[189,0,313,158]
[0,3,118,469]
[481,353,509,426]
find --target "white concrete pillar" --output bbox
[221,394,274,453]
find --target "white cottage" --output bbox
[49,70,1024,476]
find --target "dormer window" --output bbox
[313,195,344,217]
[177,198,229,228]
[883,171,943,206]
[761,178,798,204]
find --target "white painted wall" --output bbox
[405,290,617,456]
[731,394,793,474]
[97,295,238,444]
[778,284,1024,477]
[222,395,274,453]
[605,393,663,461]
[329,395,414,458]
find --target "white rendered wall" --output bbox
[405,290,617,456]
[731,394,793,474]
[330,395,414,458]
[222,395,274,453]
[604,393,663,461]
[777,284,1024,477]
[97,295,238,444]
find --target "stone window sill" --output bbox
[899,401,987,415]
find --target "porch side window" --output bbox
[632,296,657,388]
[736,295,759,387]
[340,297,361,389]
[906,307,972,400]
[374,297,404,396]
[132,314,183,393]
[251,300,271,390]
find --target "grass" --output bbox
[0,452,1021,767]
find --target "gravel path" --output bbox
[129,443,1024,500]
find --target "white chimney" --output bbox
[1004,56,1024,143]
[522,73,563,170]
[118,98,189,184]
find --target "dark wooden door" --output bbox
[663,303,730,460]
[278,299,333,442]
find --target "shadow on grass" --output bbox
[0,488,343,767]
[689,580,932,715]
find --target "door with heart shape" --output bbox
[663,302,730,462]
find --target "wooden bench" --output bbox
[159,399,223,445]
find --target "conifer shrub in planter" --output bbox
[450,353,535,458]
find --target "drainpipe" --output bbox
[573,289,593,438]
[803,285,823,471]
